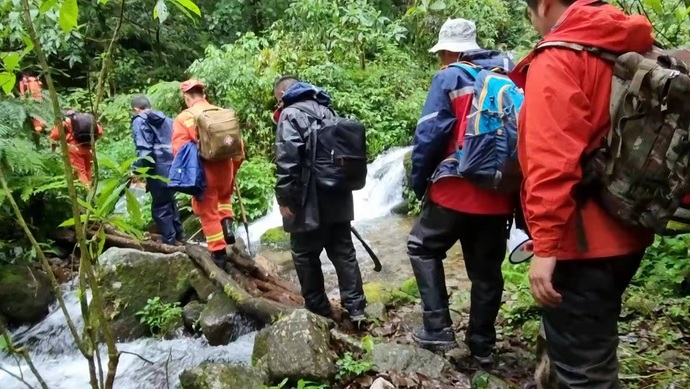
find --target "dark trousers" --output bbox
[148,179,183,244]
[290,222,366,316]
[408,202,509,357]
[541,252,643,388]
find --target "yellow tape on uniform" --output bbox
[206,232,225,242]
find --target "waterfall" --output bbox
[0,287,255,389]
[236,146,412,248]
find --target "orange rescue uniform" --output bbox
[19,76,45,132]
[172,99,243,252]
[50,118,103,185]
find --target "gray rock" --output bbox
[365,302,387,320]
[200,292,251,346]
[99,247,195,340]
[471,371,515,389]
[0,265,55,325]
[189,269,217,302]
[253,309,337,382]
[179,363,267,389]
[372,343,451,379]
[183,301,205,333]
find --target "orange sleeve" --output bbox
[522,50,592,258]
[172,112,195,156]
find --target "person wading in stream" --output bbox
[130,95,184,246]
[512,0,655,386]
[272,76,367,322]
[407,18,515,365]
[172,79,244,268]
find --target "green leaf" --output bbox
[58,0,79,33]
[153,0,169,24]
[125,188,143,227]
[0,72,16,95]
[643,0,663,14]
[429,0,445,10]
[171,0,200,17]
[2,52,21,72]
[59,214,89,227]
[39,0,58,13]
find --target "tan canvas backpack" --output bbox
[186,105,243,161]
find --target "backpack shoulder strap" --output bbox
[448,62,481,79]
[535,41,618,62]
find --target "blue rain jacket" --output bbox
[168,141,206,200]
[131,110,174,178]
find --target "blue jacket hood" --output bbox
[460,49,514,72]
[282,82,332,107]
[139,110,168,128]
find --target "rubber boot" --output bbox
[221,217,236,245]
[412,327,457,351]
[211,249,228,270]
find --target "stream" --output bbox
[0,146,470,389]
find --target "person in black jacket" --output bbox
[273,76,367,322]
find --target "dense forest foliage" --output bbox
[1,0,690,387]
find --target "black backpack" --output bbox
[67,112,96,145]
[294,104,368,191]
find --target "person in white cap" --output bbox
[407,18,515,366]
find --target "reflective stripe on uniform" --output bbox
[218,204,233,212]
[449,86,473,100]
[206,231,225,243]
[417,111,438,125]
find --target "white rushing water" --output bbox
[0,287,255,389]
[236,146,412,248]
[0,146,412,389]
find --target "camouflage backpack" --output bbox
[538,42,690,236]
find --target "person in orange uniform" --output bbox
[49,110,103,187]
[172,79,243,268]
[18,74,46,133]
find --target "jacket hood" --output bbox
[139,110,168,127]
[282,82,332,107]
[510,0,653,87]
[461,49,514,71]
[544,0,653,53]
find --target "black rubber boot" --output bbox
[221,217,236,245]
[348,308,366,323]
[211,249,228,270]
[412,327,457,351]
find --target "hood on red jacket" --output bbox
[511,0,654,87]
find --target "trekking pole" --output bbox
[350,226,382,272]
[233,180,252,254]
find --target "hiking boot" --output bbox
[348,308,367,323]
[473,353,495,367]
[412,327,457,351]
[211,249,228,270]
[221,218,236,245]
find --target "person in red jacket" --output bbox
[512,0,655,386]
[172,79,244,268]
[50,110,103,187]
[18,74,46,133]
[407,18,514,364]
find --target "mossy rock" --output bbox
[399,277,421,298]
[0,265,54,325]
[99,247,195,340]
[179,363,267,389]
[363,282,415,307]
[260,227,290,250]
[403,150,413,183]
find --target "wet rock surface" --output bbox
[179,363,267,389]
[0,264,55,326]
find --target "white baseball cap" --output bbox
[429,18,481,54]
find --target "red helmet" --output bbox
[180,79,205,93]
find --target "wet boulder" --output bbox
[260,227,291,250]
[179,363,267,389]
[182,301,205,333]
[0,265,55,325]
[372,343,451,379]
[252,309,337,382]
[199,292,254,346]
[99,247,196,340]
[471,372,516,389]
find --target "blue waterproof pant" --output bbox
[148,179,183,244]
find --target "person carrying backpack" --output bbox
[171,79,244,268]
[511,0,659,386]
[130,95,184,246]
[18,74,46,133]
[272,76,368,323]
[49,109,103,186]
[407,18,516,365]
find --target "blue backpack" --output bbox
[450,62,524,193]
